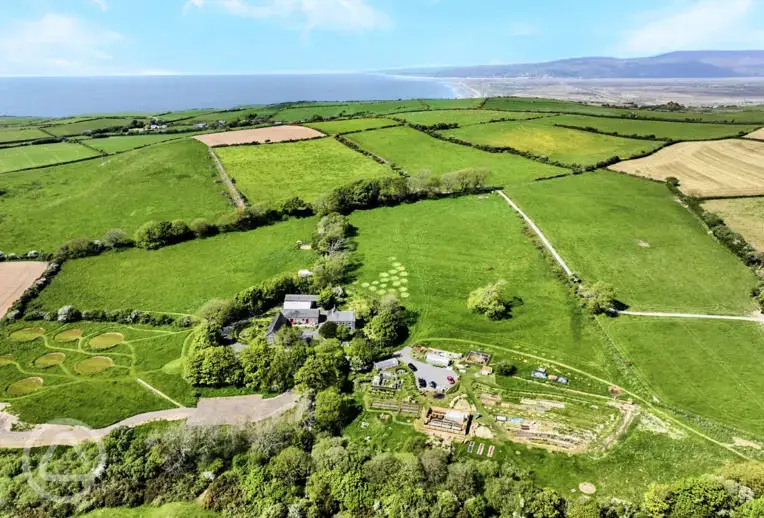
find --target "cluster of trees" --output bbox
[467,280,515,320]
[4,412,764,518]
[579,281,618,315]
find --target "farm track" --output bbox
[208,147,246,209]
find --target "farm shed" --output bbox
[374,358,399,370]
[426,352,451,368]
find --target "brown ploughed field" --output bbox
[0,262,47,318]
[194,125,324,146]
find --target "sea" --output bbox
[0,74,462,117]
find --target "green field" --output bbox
[0,321,189,428]
[538,114,761,140]
[87,133,200,154]
[0,116,46,127]
[33,217,316,314]
[602,316,764,436]
[510,171,757,314]
[81,503,218,517]
[44,117,141,137]
[0,139,230,252]
[346,125,568,185]
[215,137,392,205]
[305,117,400,134]
[440,120,663,166]
[393,109,547,126]
[272,105,358,122]
[422,98,485,109]
[184,106,280,124]
[350,195,613,376]
[273,100,427,122]
[483,97,627,116]
[0,127,50,144]
[0,142,98,173]
[155,109,217,121]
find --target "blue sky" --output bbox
[1,0,763,76]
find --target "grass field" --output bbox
[538,114,760,141]
[215,137,392,205]
[510,171,757,314]
[87,133,198,153]
[0,139,231,253]
[81,503,218,517]
[44,118,140,137]
[184,106,280,124]
[346,126,567,185]
[0,116,46,127]
[440,120,663,167]
[305,118,400,134]
[393,109,547,126]
[272,105,358,122]
[350,195,613,377]
[0,142,98,173]
[0,321,190,427]
[422,98,485,109]
[704,197,764,250]
[273,100,427,122]
[155,109,216,121]
[32,217,316,314]
[611,139,764,197]
[0,127,50,144]
[483,97,627,116]
[601,315,764,437]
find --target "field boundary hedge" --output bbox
[0,153,103,176]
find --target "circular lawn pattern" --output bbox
[7,377,43,396]
[0,354,14,366]
[10,328,45,342]
[34,352,65,368]
[75,356,114,375]
[54,329,83,343]
[578,483,597,495]
[88,332,124,350]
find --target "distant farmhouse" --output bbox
[266,294,356,344]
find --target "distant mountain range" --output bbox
[392,51,764,79]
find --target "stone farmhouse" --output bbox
[266,294,356,344]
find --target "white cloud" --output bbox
[90,0,108,12]
[619,0,764,56]
[184,0,392,32]
[0,13,123,76]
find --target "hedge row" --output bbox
[334,134,404,173]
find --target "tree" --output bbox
[525,488,566,518]
[134,220,173,249]
[363,297,408,348]
[314,389,346,432]
[494,361,517,377]
[347,295,379,324]
[274,325,303,348]
[57,305,81,323]
[198,298,239,326]
[432,490,460,518]
[101,228,131,248]
[186,346,243,386]
[348,337,374,372]
[295,350,348,391]
[468,280,512,320]
[189,218,217,238]
[583,281,616,315]
[313,253,349,289]
[269,446,313,487]
[319,322,338,339]
[739,497,764,518]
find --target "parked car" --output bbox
[446,376,456,384]
[418,378,426,388]
[429,381,437,388]
[408,363,418,372]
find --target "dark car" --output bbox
[429,381,437,388]
[418,378,426,388]
[408,363,418,372]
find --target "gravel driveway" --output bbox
[398,347,458,391]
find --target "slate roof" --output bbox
[282,308,320,320]
[266,312,290,336]
[285,294,319,303]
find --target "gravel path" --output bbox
[208,147,246,209]
[617,310,764,322]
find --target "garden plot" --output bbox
[509,171,757,314]
[215,137,391,205]
[610,139,764,197]
[349,194,611,375]
[0,142,98,173]
[439,120,662,167]
[194,125,323,146]
[0,261,47,318]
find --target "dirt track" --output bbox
[0,261,47,318]
[194,126,323,146]
[610,139,764,197]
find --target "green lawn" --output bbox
[346,125,568,185]
[601,315,764,437]
[0,139,231,253]
[0,127,50,144]
[537,114,760,141]
[305,118,400,134]
[33,217,316,314]
[87,133,201,154]
[350,195,612,376]
[422,98,485,109]
[44,118,141,137]
[215,138,392,205]
[510,171,758,314]
[440,120,662,167]
[0,321,190,428]
[393,109,546,126]
[0,142,98,173]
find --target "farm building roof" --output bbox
[326,309,356,323]
[265,312,289,336]
[285,294,319,302]
[374,358,399,370]
[282,308,320,320]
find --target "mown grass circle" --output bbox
[34,352,65,368]
[7,377,43,396]
[88,332,124,350]
[361,282,370,288]
[397,266,406,271]
[392,262,402,267]
[392,281,401,287]
[368,286,378,291]
[401,293,411,298]
[0,354,14,366]
[379,272,389,278]
[54,329,83,343]
[400,278,409,283]
[10,328,45,342]
[75,356,114,375]
[372,280,379,285]
[399,271,409,277]
[388,269,397,275]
